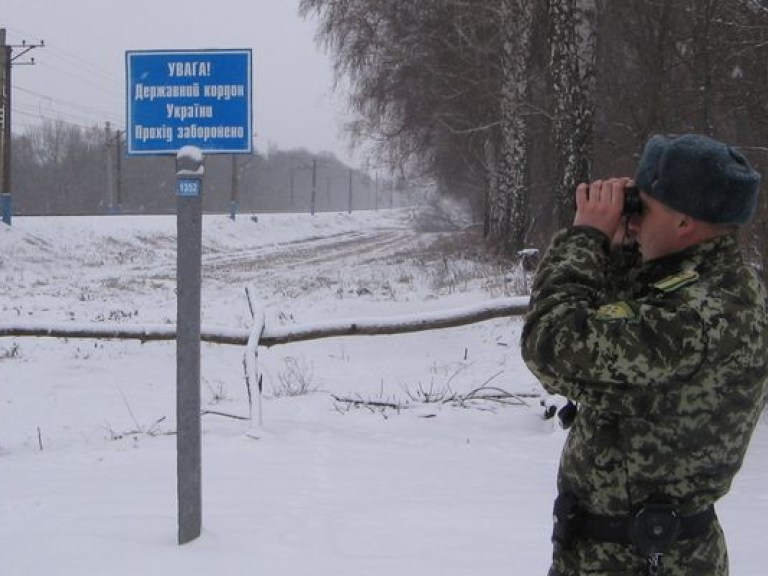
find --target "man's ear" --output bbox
[676,214,694,237]
[678,215,707,242]
[678,216,689,228]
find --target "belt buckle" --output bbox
[629,503,681,556]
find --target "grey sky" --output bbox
[4,0,356,164]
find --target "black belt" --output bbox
[581,505,716,545]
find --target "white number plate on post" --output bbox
[176,179,201,197]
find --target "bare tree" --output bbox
[486,0,535,253]
[548,0,597,227]
[301,0,539,252]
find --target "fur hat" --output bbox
[634,134,761,225]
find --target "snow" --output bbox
[1,209,767,575]
[176,146,205,179]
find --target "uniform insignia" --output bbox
[596,301,635,321]
[652,270,699,292]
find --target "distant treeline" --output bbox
[10,121,408,216]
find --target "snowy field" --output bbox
[1,208,767,575]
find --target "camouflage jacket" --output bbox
[522,226,768,520]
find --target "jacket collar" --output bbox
[634,234,742,285]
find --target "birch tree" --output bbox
[548,0,597,228]
[486,0,534,252]
[301,0,537,253]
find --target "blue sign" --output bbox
[126,49,252,155]
[176,178,202,197]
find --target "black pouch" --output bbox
[629,503,681,556]
[557,400,578,429]
[552,493,583,549]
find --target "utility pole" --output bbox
[105,122,115,213]
[348,168,353,214]
[290,169,295,210]
[0,29,44,225]
[0,30,10,225]
[115,129,123,211]
[230,154,239,220]
[311,158,317,216]
[105,123,124,214]
[374,173,379,211]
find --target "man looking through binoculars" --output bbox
[522,134,768,576]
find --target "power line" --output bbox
[5,27,124,137]
[5,26,117,84]
[12,105,119,132]
[14,84,121,115]
[34,58,122,98]
[12,84,123,127]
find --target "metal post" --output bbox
[175,146,204,545]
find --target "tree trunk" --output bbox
[549,0,597,229]
[691,0,715,133]
[486,0,534,254]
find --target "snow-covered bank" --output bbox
[1,210,766,575]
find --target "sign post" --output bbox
[126,49,252,545]
[175,145,204,545]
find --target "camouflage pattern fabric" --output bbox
[521,227,768,575]
[549,521,728,575]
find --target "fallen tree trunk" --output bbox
[0,297,529,347]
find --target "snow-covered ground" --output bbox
[1,208,766,575]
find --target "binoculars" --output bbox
[623,186,642,216]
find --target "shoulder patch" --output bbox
[652,270,699,292]
[596,300,635,321]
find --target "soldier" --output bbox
[521,134,768,575]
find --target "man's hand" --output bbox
[573,178,630,240]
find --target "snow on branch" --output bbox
[0,297,530,347]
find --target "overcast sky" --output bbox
[4,0,358,165]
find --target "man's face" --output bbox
[627,192,685,262]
